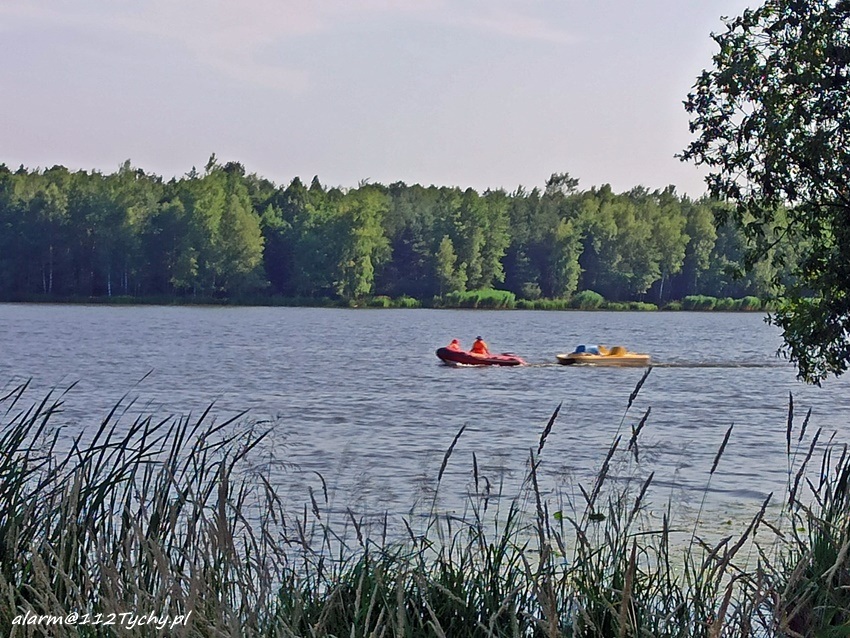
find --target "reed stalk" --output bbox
[1,382,849,637]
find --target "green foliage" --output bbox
[366,295,392,308]
[532,298,571,310]
[392,295,421,308]
[650,186,689,303]
[362,294,423,309]
[334,187,391,300]
[547,218,583,299]
[435,235,466,295]
[580,186,666,300]
[519,281,542,300]
[671,200,718,300]
[738,296,763,311]
[627,301,658,311]
[599,301,659,311]
[0,161,802,310]
[682,295,718,311]
[439,288,516,309]
[478,189,511,288]
[216,169,266,292]
[604,301,629,311]
[570,289,605,309]
[516,298,553,310]
[714,297,735,311]
[683,0,850,382]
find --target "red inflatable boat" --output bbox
[436,347,526,366]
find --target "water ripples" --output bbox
[2,305,849,533]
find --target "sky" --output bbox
[1,1,754,197]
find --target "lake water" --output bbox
[2,304,849,537]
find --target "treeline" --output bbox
[0,159,795,304]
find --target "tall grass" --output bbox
[1,378,849,636]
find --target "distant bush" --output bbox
[515,299,535,310]
[479,290,516,309]
[549,298,571,310]
[440,288,516,309]
[682,295,718,311]
[569,290,605,310]
[604,302,629,311]
[531,298,570,310]
[392,295,421,308]
[664,295,767,311]
[366,295,393,308]
[521,283,542,300]
[739,295,763,311]
[628,301,658,311]
[714,297,736,311]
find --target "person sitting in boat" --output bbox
[470,336,490,355]
[447,338,462,351]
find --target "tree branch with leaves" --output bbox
[683,0,850,382]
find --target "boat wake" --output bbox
[441,361,789,369]
[651,361,788,369]
[530,361,788,369]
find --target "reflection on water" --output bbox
[1,304,848,538]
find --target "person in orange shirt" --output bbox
[447,338,462,351]
[470,336,490,355]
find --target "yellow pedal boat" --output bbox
[556,344,651,367]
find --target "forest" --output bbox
[0,158,795,306]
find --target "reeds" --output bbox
[1,378,849,637]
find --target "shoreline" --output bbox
[0,293,772,312]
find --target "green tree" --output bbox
[581,186,661,300]
[171,160,265,295]
[178,164,227,293]
[216,170,265,293]
[30,182,68,294]
[546,219,583,298]
[435,235,467,294]
[683,0,850,382]
[671,198,717,298]
[479,189,511,288]
[700,220,760,298]
[65,170,129,296]
[293,182,342,297]
[545,172,580,198]
[334,187,390,300]
[0,166,16,293]
[259,202,289,294]
[377,183,440,298]
[454,189,486,288]
[646,186,688,303]
[270,177,312,296]
[506,179,575,299]
[139,198,199,293]
[107,161,163,296]
[502,186,544,298]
